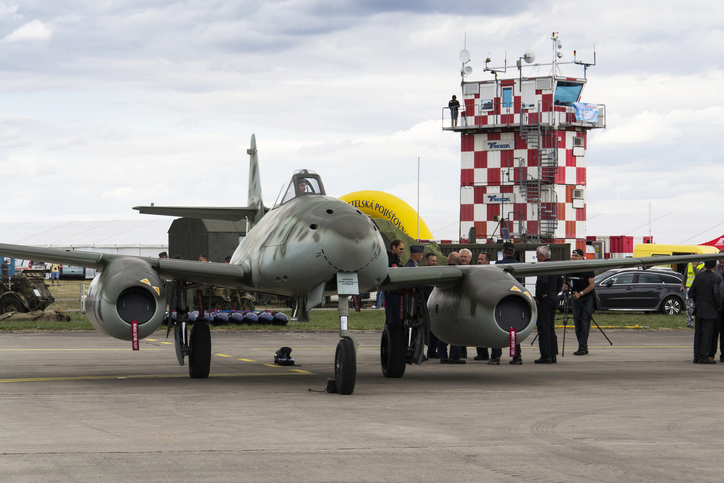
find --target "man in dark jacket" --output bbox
[688,260,722,364]
[385,239,405,325]
[565,248,596,356]
[534,246,563,364]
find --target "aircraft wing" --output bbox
[380,266,464,291]
[0,243,108,270]
[155,258,245,287]
[132,206,263,221]
[381,252,723,290]
[0,243,246,288]
[501,253,724,278]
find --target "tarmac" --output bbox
[2,328,724,482]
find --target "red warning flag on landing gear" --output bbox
[132,320,139,351]
[509,328,517,358]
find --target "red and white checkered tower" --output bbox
[444,33,605,252]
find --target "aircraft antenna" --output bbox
[417,156,420,241]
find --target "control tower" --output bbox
[443,33,605,252]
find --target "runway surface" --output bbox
[2,329,723,482]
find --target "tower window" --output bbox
[502,87,513,108]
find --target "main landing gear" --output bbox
[380,287,429,379]
[167,281,212,379]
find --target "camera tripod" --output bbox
[557,287,612,356]
[531,285,613,356]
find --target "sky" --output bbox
[1,0,723,244]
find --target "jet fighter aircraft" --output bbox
[1,134,721,395]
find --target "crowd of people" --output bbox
[380,240,724,366]
[377,240,607,366]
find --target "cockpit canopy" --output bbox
[273,169,326,208]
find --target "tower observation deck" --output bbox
[443,33,605,251]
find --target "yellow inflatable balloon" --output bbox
[339,190,433,240]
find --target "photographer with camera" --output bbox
[564,248,596,356]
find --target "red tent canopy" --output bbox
[701,236,724,249]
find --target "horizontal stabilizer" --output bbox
[133,206,265,221]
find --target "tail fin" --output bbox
[246,134,265,227]
[133,134,268,227]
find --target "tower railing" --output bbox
[442,100,606,131]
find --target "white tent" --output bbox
[0,220,171,257]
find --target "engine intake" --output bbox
[495,295,533,333]
[428,267,537,347]
[86,257,166,341]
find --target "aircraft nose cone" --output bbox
[322,208,383,273]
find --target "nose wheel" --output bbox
[335,294,358,395]
[334,338,356,394]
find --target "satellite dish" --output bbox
[523,50,535,64]
[464,65,473,75]
[459,49,471,63]
[556,51,563,59]
[557,40,563,49]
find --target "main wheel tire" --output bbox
[661,296,682,316]
[0,296,25,314]
[334,338,356,395]
[380,323,406,378]
[189,323,211,378]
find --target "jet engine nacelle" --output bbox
[86,257,167,341]
[428,268,537,348]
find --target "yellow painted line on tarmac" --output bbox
[555,325,690,329]
[0,370,316,383]
[584,345,692,349]
[238,358,255,362]
[215,354,233,357]
[0,348,165,351]
[250,347,378,351]
[146,339,158,341]
[159,342,174,345]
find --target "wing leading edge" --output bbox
[502,253,724,278]
[0,243,247,288]
[381,253,724,291]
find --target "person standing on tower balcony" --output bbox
[449,95,460,127]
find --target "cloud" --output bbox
[0,3,17,17]
[4,19,52,42]
[0,0,721,247]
